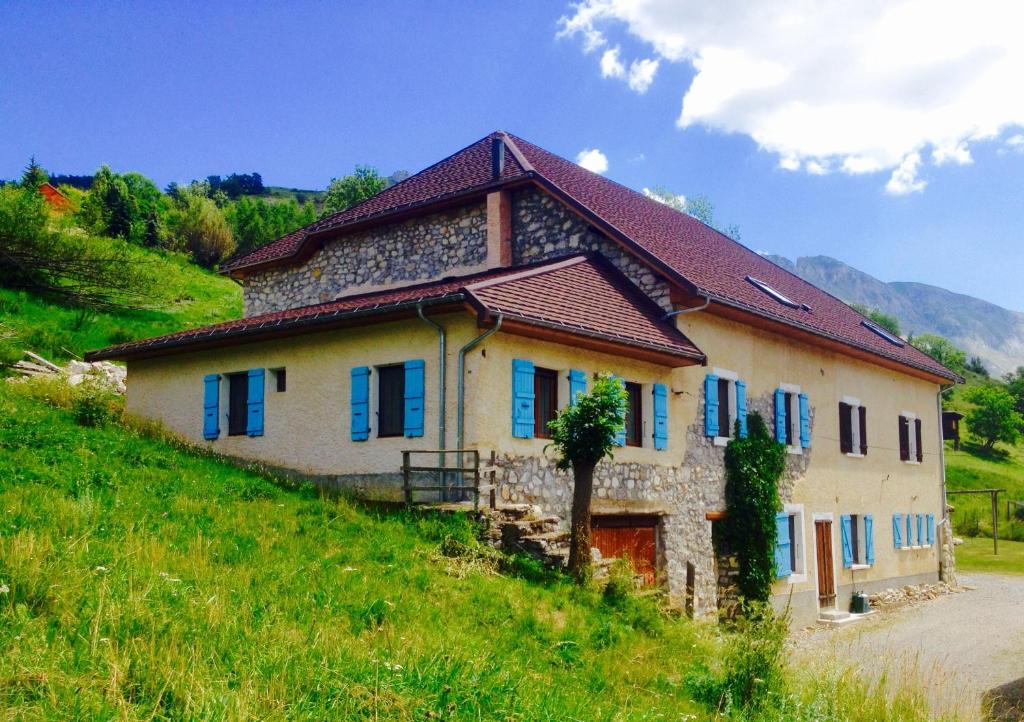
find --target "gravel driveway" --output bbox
[792,573,1024,720]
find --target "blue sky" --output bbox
[2,1,1023,309]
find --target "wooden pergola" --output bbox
[947,488,1006,554]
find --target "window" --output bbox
[533,367,558,439]
[746,275,800,309]
[774,505,806,580]
[705,369,746,444]
[272,367,286,393]
[625,381,643,447]
[893,513,934,549]
[227,373,248,436]
[377,364,405,437]
[861,319,904,347]
[899,412,923,463]
[841,513,874,568]
[839,398,867,456]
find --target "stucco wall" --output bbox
[242,203,488,316]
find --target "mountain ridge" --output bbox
[765,254,1024,376]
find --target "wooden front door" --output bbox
[592,516,658,585]
[815,520,836,608]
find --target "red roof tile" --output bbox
[87,255,703,364]
[216,131,958,382]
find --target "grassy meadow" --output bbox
[0,247,240,364]
[0,380,949,721]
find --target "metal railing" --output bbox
[400,449,497,511]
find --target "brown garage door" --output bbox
[592,515,658,585]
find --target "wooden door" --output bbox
[592,516,658,585]
[815,520,836,608]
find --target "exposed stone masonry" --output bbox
[243,203,488,316]
[510,187,675,312]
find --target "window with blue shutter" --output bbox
[403,359,425,438]
[246,368,265,437]
[893,514,903,549]
[926,514,935,546]
[735,380,747,438]
[568,369,587,405]
[864,514,874,565]
[512,359,535,438]
[798,394,811,448]
[350,366,370,441]
[203,374,221,440]
[774,388,787,443]
[652,383,668,450]
[775,512,793,578]
[906,513,914,547]
[612,376,627,446]
[840,514,854,568]
[704,374,719,438]
[916,514,924,549]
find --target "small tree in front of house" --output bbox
[547,374,627,584]
[722,413,786,604]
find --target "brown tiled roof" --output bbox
[216,130,959,382]
[87,255,704,364]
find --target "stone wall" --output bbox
[242,202,488,316]
[509,187,676,312]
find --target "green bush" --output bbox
[71,382,119,427]
[685,605,788,714]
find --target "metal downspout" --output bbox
[457,312,503,489]
[937,384,954,580]
[416,302,447,491]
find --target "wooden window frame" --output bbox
[227,372,248,436]
[533,367,558,439]
[377,364,405,438]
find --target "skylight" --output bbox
[861,319,905,347]
[746,276,800,309]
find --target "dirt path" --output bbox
[792,573,1024,720]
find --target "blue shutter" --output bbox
[927,514,935,546]
[203,374,220,440]
[864,514,874,565]
[403,359,425,438]
[246,368,265,437]
[775,512,792,578]
[906,514,914,547]
[704,374,719,438]
[916,514,924,549]
[612,376,626,446]
[840,514,853,568]
[350,366,370,441]
[798,393,811,448]
[893,514,903,550]
[568,369,587,405]
[652,383,668,450]
[735,380,747,438]
[774,388,787,443]
[512,359,535,438]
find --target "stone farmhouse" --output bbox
[89,132,961,626]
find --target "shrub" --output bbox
[71,381,119,427]
[166,190,235,268]
[685,604,788,714]
[965,385,1022,451]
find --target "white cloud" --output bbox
[576,148,609,174]
[886,152,927,195]
[600,46,625,79]
[1006,134,1024,152]
[628,58,660,93]
[559,0,1024,192]
[643,187,686,208]
[805,160,829,175]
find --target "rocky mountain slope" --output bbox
[765,255,1024,376]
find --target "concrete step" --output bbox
[819,609,851,622]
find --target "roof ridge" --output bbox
[463,253,587,292]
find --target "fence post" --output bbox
[992,490,999,556]
[402,451,411,507]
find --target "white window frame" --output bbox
[901,411,920,464]
[842,395,864,458]
[849,513,872,569]
[641,382,656,450]
[782,503,807,583]
[779,382,803,455]
[557,369,574,412]
[713,367,738,447]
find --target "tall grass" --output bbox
[0,382,954,720]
